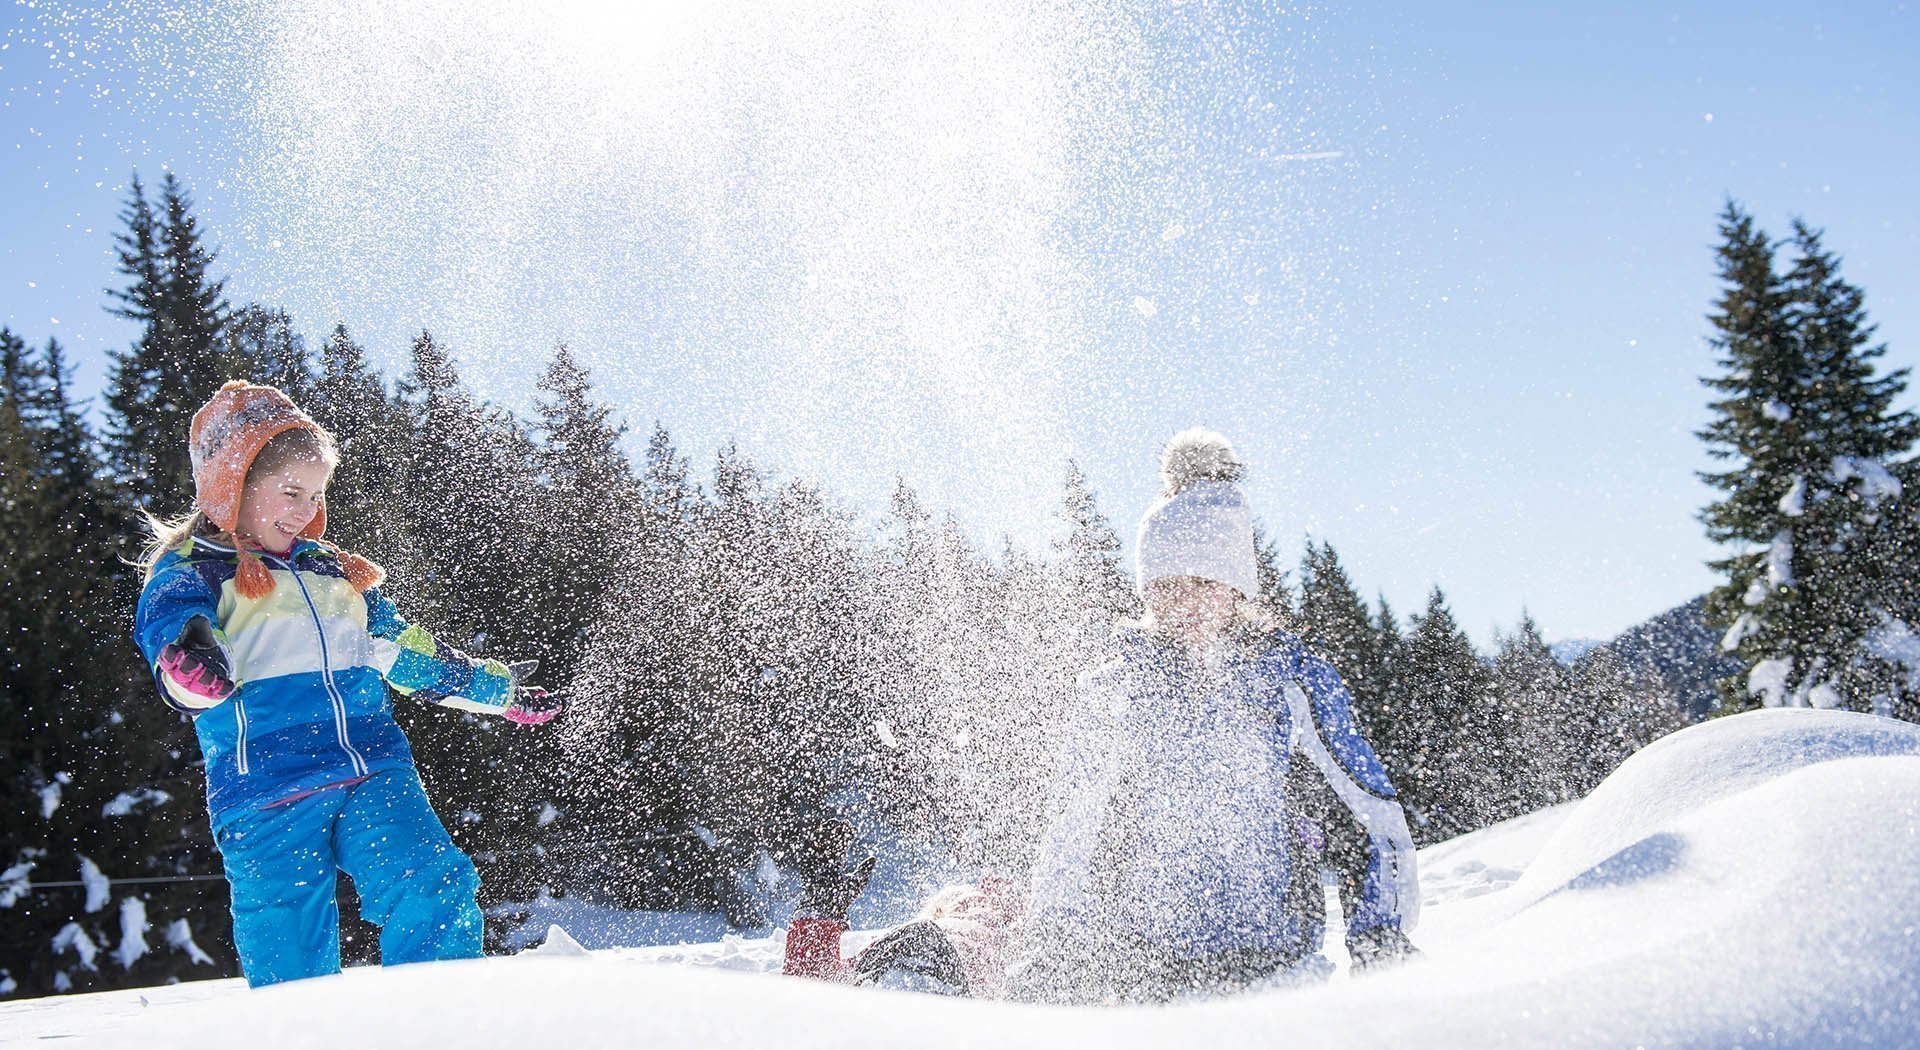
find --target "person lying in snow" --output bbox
[1006,428,1422,1004]
[782,819,1021,997]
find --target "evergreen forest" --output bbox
[2,180,1913,997]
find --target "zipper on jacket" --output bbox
[281,554,369,777]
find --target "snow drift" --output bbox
[6,708,1918,1049]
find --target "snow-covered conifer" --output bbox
[1698,205,1920,715]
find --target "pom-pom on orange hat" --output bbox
[188,380,330,538]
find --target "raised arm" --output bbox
[362,587,518,715]
[1024,668,1131,927]
[1281,653,1420,952]
[1004,667,1134,1002]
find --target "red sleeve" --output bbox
[783,917,853,981]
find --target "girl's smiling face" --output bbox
[233,458,331,555]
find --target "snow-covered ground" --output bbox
[6,708,1918,1048]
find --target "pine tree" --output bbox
[391,330,540,638]
[35,340,113,535]
[1370,595,1412,777]
[1491,615,1579,810]
[1783,221,1920,715]
[746,478,874,865]
[981,533,1084,876]
[563,424,705,910]
[1699,204,1920,715]
[304,325,414,561]
[224,305,312,399]
[1250,524,1296,627]
[100,175,164,497]
[1,329,45,421]
[679,443,791,922]
[102,173,231,509]
[1400,588,1496,841]
[863,476,942,839]
[2,333,228,994]
[387,331,549,933]
[0,387,70,994]
[1298,542,1389,747]
[0,374,54,813]
[1571,649,1685,794]
[1051,460,1135,633]
[643,425,697,537]
[529,345,636,679]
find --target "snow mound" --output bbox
[8,710,1918,1049]
[1407,709,1920,1047]
[494,890,752,952]
[526,925,588,958]
[1510,707,1920,902]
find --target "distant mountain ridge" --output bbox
[1549,639,1603,665]
[1583,596,1743,719]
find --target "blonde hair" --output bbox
[138,427,339,580]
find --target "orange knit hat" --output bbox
[190,381,329,536]
[188,381,384,597]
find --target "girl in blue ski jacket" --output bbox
[133,381,562,987]
[1012,429,1420,1003]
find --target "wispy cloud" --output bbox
[1272,150,1345,162]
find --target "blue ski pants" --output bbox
[211,768,483,987]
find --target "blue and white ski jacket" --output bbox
[134,535,519,820]
[1025,626,1418,961]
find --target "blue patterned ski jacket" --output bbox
[1025,626,1419,961]
[134,535,519,819]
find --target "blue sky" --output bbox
[3,1,1916,648]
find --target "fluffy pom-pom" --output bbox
[317,540,386,592]
[1159,428,1247,495]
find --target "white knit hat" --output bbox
[1135,429,1258,598]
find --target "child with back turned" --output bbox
[134,380,563,987]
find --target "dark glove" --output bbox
[794,819,876,925]
[1347,924,1420,974]
[157,616,236,706]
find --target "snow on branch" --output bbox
[1747,657,1842,709]
[1766,531,1795,589]
[0,867,30,909]
[166,918,216,966]
[1748,658,1793,707]
[50,923,99,971]
[101,788,173,818]
[1865,615,1920,694]
[1722,613,1758,651]
[112,897,151,969]
[1830,456,1901,505]
[39,772,70,820]
[1777,476,1806,518]
[77,855,109,913]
